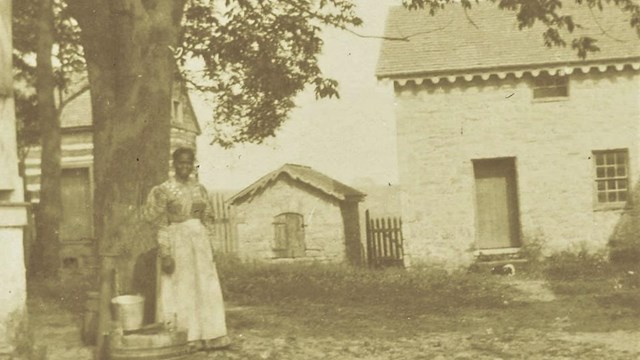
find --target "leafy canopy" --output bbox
[13,0,640,149]
[12,0,86,154]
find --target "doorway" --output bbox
[60,167,93,242]
[273,213,306,258]
[473,158,521,249]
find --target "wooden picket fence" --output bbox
[365,210,404,268]
[209,193,238,254]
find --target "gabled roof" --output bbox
[59,79,201,133]
[228,164,366,205]
[172,80,202,135]
[377,3,640,81]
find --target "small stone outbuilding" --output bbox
[228,164,366,264]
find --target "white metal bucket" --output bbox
[111,295,145,331]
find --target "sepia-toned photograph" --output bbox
[1,0,640,359]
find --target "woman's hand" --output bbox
[161,255,176,274]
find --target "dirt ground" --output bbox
[28,276,640,360]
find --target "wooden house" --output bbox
[228,164,366,264]
[376,3,640,267]
[24,79,201,273]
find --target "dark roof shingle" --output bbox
[377,3,640,78]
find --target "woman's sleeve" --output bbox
[143,186,171,256]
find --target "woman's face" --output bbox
[174,153,194,180]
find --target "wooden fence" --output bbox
[365,210,404,268]
[209,193,238,254]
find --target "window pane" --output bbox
[618,191,627,202]
[616,166,626,177]
[616,152,627,165]
[608,192,618,202]
[597,181,606,191]
[606,153,615,165]
[608,180,617,190]
[596,167,605,178]
[607,167,616,177]
[617,179,627,190]
[595,154,604,165]
[533,75,568,99]
[598,192,607,203]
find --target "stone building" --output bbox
[376,4,640,267]
[0,0,28,355]
[23,78,201,275]
[228,164,366,264]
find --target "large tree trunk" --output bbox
[67,0,185,354]
[33,0,61,277]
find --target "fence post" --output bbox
[365,210,371,267]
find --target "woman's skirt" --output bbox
[156,219,227,344]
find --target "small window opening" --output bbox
[533,73,569,99]
[172,100,183,123]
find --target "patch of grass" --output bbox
[538,250,640,295]
[216,256,513,313]
[543,250,612,281]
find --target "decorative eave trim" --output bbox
[379,60,640,87]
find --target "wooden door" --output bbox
[473,158,520,249]
[60,167,93,242]
[273,213,305,258]
[286,213,305,258]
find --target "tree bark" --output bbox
[32,0,61,276]
[66,1,185,354]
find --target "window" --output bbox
[533,74,568,99]
[172,100,183,123]
[593,149,629,208]
[272,213,305,258]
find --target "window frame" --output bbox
[532,73,569,101]
[172,99,183,123]
[592,148,631,211]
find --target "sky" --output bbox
[192,0,402,191]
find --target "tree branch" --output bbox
[57,83,90,115]
[463,6,480,30]
[589,6,626,43]
[389,19,454,42]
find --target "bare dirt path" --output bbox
[28,301,640,360]
[27,275,640,360]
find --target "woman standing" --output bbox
[143,147,229,351]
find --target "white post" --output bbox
[0,0,29,355]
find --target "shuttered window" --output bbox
[272,213,305,258]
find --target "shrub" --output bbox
[542,249,611,281]
[215,255,513,312]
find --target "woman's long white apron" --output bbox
[156,219,227,342]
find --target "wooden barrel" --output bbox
[81,291,100,346]
[107,329,190,360]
